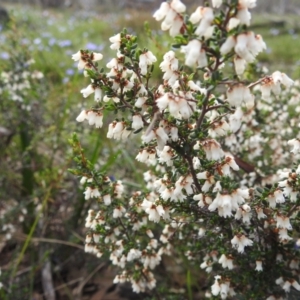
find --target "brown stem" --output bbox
[118,217,131,241]
[196,92,210,129]
[247,77,266,89]
[144,112,161,136]
[130,57,143,84]
[87,60,99,73]
[209,112,231,127]
[185,154,201,193]
[287,204,299,217]
[206,104,234,113]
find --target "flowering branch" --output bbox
[69,1,300,299]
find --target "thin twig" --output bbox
[287,204,299,217]
[73,263,107,299]
[196,92,211,129]
[71,230,85,242]
[185,155,201,193]
[247,77,266,89]
[206,104,234,113]
[49,277,84,293]
[32,237,84,250]
[118,217,132,242]
[15,234,84,250]
[144,111,161,136]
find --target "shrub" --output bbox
[70,0,300,299]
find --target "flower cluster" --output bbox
[70,0,300,299]
[0,59,43,103]
[153,0,186,36]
